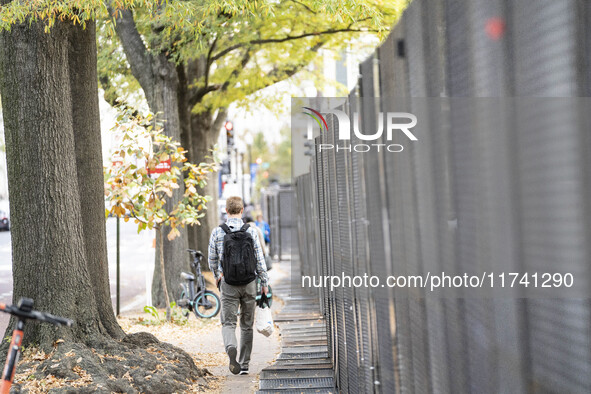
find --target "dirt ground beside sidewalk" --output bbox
[118,263,287,393]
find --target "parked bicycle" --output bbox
[178,249,221,319]
[0,298,73,394]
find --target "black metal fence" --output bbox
[295,0,591,392]
[261,185,296,260]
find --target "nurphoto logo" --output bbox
[302,106,418,153]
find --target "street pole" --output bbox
[116,215,120,316]
[248,145,252,199]
[241,152,246,201]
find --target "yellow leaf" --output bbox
[167,227,180,241]
[114,205,125,216]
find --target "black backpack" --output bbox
[220,223,257,285]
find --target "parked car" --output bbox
[0,211,9,231]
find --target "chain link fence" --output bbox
[295,0,591,392]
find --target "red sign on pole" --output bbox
[148,159,172,175]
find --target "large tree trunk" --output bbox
[111,10,190,307]
[148,54,190,307]
[0,20,106,347]
[189,111,224,268]
[113,16,224,280]
[0,16,207,391]
[68,20,124,339]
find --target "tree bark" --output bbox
[189,111,224,269]
[177,64,192,157]
[68,20,125,339]
[0,20,107,347]
[0,16,209,391]
[112,10,190,307]
[148,53,190,307]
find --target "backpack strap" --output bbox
[220,224,232,234]
[240,223,250,232]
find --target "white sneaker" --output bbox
[239,368,249,375]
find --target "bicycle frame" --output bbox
[1,318,24,394]
[179,250,216,313]
[189,255,211,308]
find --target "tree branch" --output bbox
[188,84,222,108]
[239,40,325,97]
[205,36,218,80]
[188,37,221,107]
[108,4,154,102]
[187,37,221,107]
[289,0,317,14]
[211,27,374,61]
[189,49,251,107]
[221,49,251,92]
[212,108,228,138]
[188,48,250,107]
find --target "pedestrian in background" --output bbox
[245,216,272,271]
[256,214,271,245]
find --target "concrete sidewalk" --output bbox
[256,258,335,393]
[161,261,287,393]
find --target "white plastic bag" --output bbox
[255,306,274,337]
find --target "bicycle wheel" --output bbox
[179,290,193,312]
[193,291,221,318]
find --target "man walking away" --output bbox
[208,196,269,375]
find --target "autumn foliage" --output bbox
[104,107,219,241]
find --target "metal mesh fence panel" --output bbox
[346,89,368,393]
[402,3,434,393]
[376,33,403,394]
[318,131,338,378]
[331,102,363,393]
[324,114,348,392]
[511,2,591,392]
[514,98,591,392]
[292,0,591,392]
[358,57,381,392]
[360,53,399,393]
[378,18,417,394]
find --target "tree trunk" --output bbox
[111,11,191,306]
[148,54,190,307]
[177,64,192,159]
[0,20,106,347]
[0,17,208,391]
[156,228,172,320]
[68,20,125,340]
[189,111,223,269]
